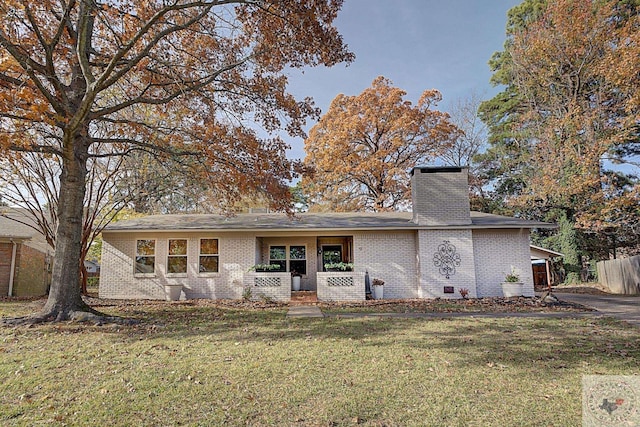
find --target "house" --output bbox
[100,166,554,301]
[0,211,53,297]
[84,259,101,276]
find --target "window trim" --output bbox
[198,238,220,275]
[134,238,156,277]
[166,238,188,277]
[268,245,287,272]
[289,245,307,276]
[268,244,307,276]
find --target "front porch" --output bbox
[245,270,366,302]
[250,235,357,295]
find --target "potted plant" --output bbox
[501,268,524,297]
[324,262,354,272]
[291,270,302,291]
[372,278,384,299]
[249,264,280,272]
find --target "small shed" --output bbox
[530,245,564,289]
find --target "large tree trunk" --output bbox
[39,136,98,320]
[3,135,132,325]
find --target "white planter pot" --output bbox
[292,276,301,291]
[501,282,523,297]
[372,285,384,300]
[164,284,183,301]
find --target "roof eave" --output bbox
[103,223,555,234]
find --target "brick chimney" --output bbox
[411,166,471,226]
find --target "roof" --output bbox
[530,245,564,260]
[104,211,554,233]
[0,209,53,253]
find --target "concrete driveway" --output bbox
[554,292,640,327]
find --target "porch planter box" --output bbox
[501,282,524,297]
[164,284,182,301]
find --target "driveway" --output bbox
[554,292,640,327]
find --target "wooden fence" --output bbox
[596,255,640,295]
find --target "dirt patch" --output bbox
[316,295,593,313]
[550,283,611,295]
[81,295,287,310]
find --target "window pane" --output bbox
[168,257,187,274]
[169,239,187,255]
[290,260,306,275]
[136,240,155,256]
[200,239,218,255]
[270,246,286,260]
[199,256,219,273]
[135,256,155,274]
[290,246,306,260]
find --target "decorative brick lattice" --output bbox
[254,276,281,287]
[327,276,354,287]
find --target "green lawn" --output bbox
[1,300,639,426]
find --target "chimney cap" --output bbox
[410,165,468,175]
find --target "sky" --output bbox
[283,0,521,160]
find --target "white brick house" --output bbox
[100,166,553,301]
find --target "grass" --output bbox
[1,299,639,426]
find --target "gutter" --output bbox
[103,223,557,234]
[8,239,17,297]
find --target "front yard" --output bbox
[1,299,639,426]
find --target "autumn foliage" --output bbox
[303,76,459,211]
[480,0,640,261]
[0,0,352,322]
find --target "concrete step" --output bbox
[287,305,324,318]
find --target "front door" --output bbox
[321,245,342,271]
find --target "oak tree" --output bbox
[303,76,459,212]
[0,0,352,323]
[441,91,490,209]
[480,0,640,275]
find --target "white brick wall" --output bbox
[243,272,291,302]
[416,229,477,299]
[100,231,254,300]
[472,229,534,297]
[411,168,471,226]
[100,227,535,301]
[317,272,365,301]
[353,231,418,299]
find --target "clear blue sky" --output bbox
[283,0,521,160]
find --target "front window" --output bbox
[269,246,286,272]
[199,239,219,273]
[167,239,187,274]
[135,239,155,274]
[267,245,307,274]
[289,245,307,275]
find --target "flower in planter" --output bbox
[372,278,384,286]
[504,268,521,283]
[249,264,281,272]
[458,288,469,299]
[324,262,354,271]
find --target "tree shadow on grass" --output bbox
[81,301,640,373]
[3,298,639,373]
